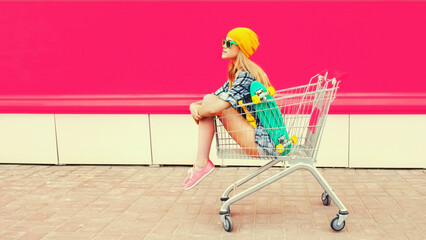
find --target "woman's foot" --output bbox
[183,165,195,185]
[184,160,215,190]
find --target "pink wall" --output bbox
[0,1,425,114]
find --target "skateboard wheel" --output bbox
[252,95,261,104]
[267,86,276,96]
[290,135,298,144]
[276,144,284,153]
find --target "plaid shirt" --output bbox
[214,71,276,155]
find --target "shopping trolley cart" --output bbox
[215,73,348,232]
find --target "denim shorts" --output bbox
[257,145,270,156]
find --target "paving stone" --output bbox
[0,165,424,239]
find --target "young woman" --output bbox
[184,27,275,190]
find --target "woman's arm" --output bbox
[198,97,231,117]
[189,100,203,124]
[198,73,252,118]
[191,100,202,106]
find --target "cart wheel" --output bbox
[321,192,330,206]
[267,86,276,96]
[330,216,345,231]
[252,95,261,104]
[222,215,233,232]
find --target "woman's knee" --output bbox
[221,107,237,116]
[202,94,218,105]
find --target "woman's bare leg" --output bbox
[184,95,259,190]
[195,94,259,168]
[195,94,216,169]
[219,108,259,156]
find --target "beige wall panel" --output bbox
[55,115,151,165]
[350,115,426,168]
[316,115,349,167]
[0,114,58,164]
[151,115,348,167]
[150,115,222,165]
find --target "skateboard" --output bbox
[250,81,298,155]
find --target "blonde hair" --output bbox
[228,50,271,88]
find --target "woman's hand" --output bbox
[190,103,202,124]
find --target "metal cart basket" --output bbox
[215,73,348,232]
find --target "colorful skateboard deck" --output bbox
[250,81,295,155]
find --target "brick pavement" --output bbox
[0,164,425,240]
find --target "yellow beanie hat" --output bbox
[227,27,259,58]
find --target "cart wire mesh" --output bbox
[214,73,340,161]
[217,73,348,232]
